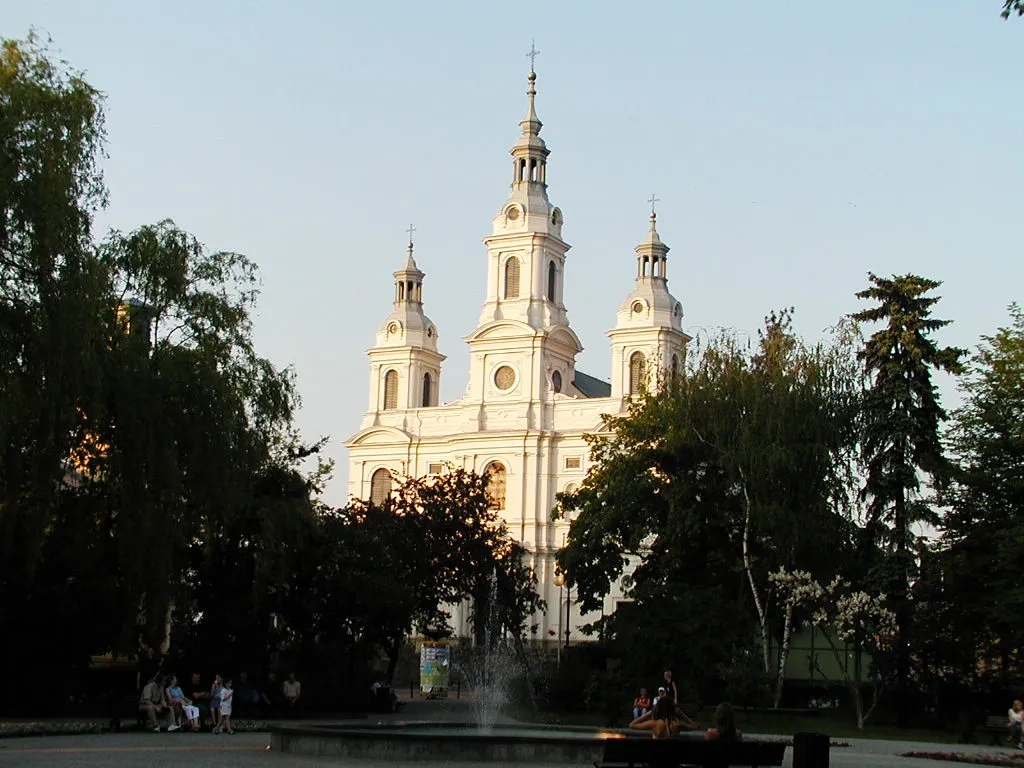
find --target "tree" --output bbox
[300,468,542,689]
[1003,1,1023,19]
[852,272,965,720]
[803,576,896,729]
[0,34,320,712]
[940,304,1024,676]
[0,33,110,580]
[556,312,860,702]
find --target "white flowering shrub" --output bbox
[774,572,896,728]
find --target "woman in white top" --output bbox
[1008,699,1023,747]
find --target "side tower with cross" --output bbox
[607,199,690,398]
[362,229,446,428]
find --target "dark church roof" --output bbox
[573,370,611,398]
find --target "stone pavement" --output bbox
[2,697,1022,767]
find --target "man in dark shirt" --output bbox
[188,672,212,727]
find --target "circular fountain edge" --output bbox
[269,721,633,762]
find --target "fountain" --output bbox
[270,571,632,762]
[457,568,526,732]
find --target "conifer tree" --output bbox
[852,272,964,718]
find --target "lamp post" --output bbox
[553,571,565,668]
[563,581,571,651]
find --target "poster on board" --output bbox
[419,641,451,697]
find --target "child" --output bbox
[219,678,235,735]
[633,687,652,719]
[210,675,224,733]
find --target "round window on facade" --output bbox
[388,322,400,336]
[632,301,644,315]
[552,370,562,393]
[494,365,516,391]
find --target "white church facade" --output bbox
[345,66,690,642]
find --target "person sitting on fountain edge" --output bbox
[629,691,696,739]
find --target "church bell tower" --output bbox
[363,234,445,423]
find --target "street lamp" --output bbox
[553,571,565,668]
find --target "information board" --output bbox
[419,641,451,697]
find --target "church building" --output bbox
[345,64,690,641]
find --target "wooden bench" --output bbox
[977,714,1013,745]
[596,737,787,768]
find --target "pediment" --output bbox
[465,319,538,342]
[346,425,412,447]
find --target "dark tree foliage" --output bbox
[937,304,1024,678]
[852,272,964,720]
[296,468,542,690]
[0,35,315,712]
[1003,1,1024,18]
[556,312,860,701]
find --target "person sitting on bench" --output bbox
[1009,699,1023,748]
[139,674,176,732]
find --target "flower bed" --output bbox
[902,751,1024,766]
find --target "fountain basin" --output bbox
[269,721,634,762]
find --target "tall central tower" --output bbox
[465,66,583,411]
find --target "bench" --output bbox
[977,715,1013,745]
[596,737,787,768]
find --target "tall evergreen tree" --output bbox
[852,272,964,719]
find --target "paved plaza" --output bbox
[1,698,1020,767]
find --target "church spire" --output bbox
[510,42,549,188]
[393,225,424,306]
[635,199,669,281]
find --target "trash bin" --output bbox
[793,731,829,768]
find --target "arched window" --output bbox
[629,351,647,395]
[383,369,399,410]
[369,468,392,505]
[421,371,432,407]
[547,261,556,302]
[671,354,680,380]
[504,257,520,299]
[484,462,507,510]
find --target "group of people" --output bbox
[138,671,302,733]
[628,669,740,742]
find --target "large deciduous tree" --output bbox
[940,303,1024,676]
[0,33,110,578]
[301,468,542,688]
[852,272,964,720]
[556,311,860,703]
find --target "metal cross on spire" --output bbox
[647,193,660,215]
[406,223,416,245]
[526,39,540,73]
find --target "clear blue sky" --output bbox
[6,1,1022,505]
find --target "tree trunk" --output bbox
[385,635,401,684]
[773,602,794,708]
[894,490,910,727]
[740,475,770,675]
[854,684,866,729]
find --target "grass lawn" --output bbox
[509,705,960,744]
